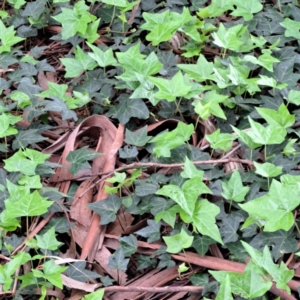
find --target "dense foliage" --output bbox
[1,0,300,299]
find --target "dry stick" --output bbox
[135,241,300,300]
[104,286,203,293]
[75,157,253,199]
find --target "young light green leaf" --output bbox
[230,0,263,21]
[253,162,282,178]
[206,129,235,152]
[5,190,53,218]
[212,23,245,52]
[280,18,300,40]
[247,117,287,145]
[181,157,204,179]
[36,227,62,251]
[60,46,97,78]
[222,170,249,203]
[163,228,194,254]
[150,123,194,157]
[0,19,24,53]
[256,104,294,128]
[178,54,213,82]
[149,71,191,102]
[32,259,68,289]
[216,275,233,300]
[287,89,300,106]
[4,149,50,176]
[193,91,228,120]
[83,290,104,300]
[231,125,262,150]
[192,200,223,244]
[239,179,300,232]
[87,42,117,68]
[241,242,294,293]
[52,1,98,41]
[210,261,272,299]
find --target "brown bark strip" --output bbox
[80,124,124,260]
[104,286,204,293]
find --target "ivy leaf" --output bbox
[163,228,194,254]
[216,275,233,300]
[149,71,191,102]
[206,129,235,152]
[141,8,192,46]
[240,179,300,231]
[181,157,204,179]
[87,42,117,68]
[178,54,213,82]
[287,89,300,106]
[247,117,287,146]
[119,234,138,257]
[60,46,97,78]
[242,242,294,293]
[280,18,300,39]
[210,261,272,299]
[5,190,53,218]
[212,23,245,52]
[88,195,122,225]
[83,290,104,300]
[33,259,67,289]
[125,126,151,147]
[136,220,161,243]
[192,200,223,244]
[149,123,194,157]
[230,0,263,21]
[222,170,249,203]
[36,227,62,251]
[66,146,102,175]
[231,125,262,150]
[256,104,294,128]
[52,1,97,40]
[4,149,50,176]
[0,20,24,53]
[21,0,46,20]
[253,162,282,179]
[193,91,228,120]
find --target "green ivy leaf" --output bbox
[149,71,191,102]
[60,46,97,78]
[66,146,102,175]
[150,123,194,157]
[191,200,223,244]
[280,18,300,39]
[125,126,151,147]
[5,190,53,218]
[216,275,233,300]
[178,54,213,82]
[253,162,282,179]
[83,290,104,300]
[32,259,67,289]
[240,179,300,231]
[242,242,294,293]
[206,129,235,152]
[52,0,97,40]
[87,42,117,68]
[222,170,249,203]
[4,149,50,176]
[247,117,287,146]
[256,104,294,128]
[193,91,228,120]
[163,228,194,254]
[230,0,263,21]
[36,227,62,251]
[0,20,24,53]
[88,195,122,225]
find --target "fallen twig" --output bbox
[104,285,203,293]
